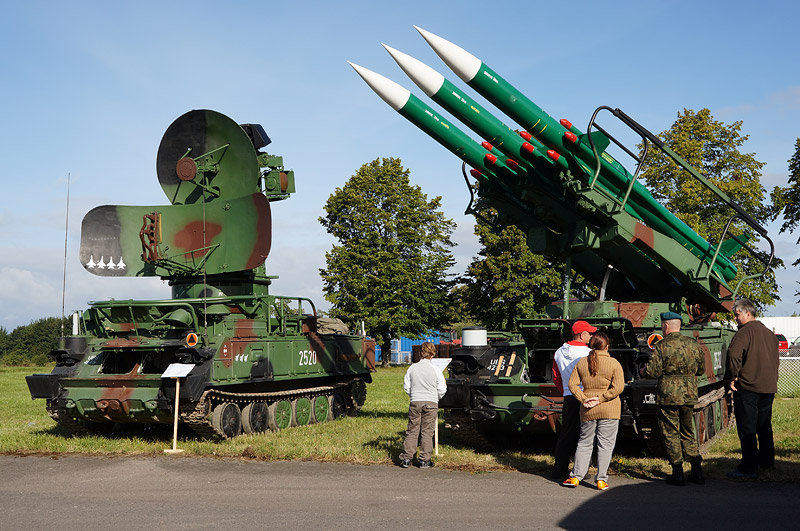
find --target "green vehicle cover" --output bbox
[26,110,373,438]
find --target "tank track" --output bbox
[46,402,90,436]
[180,379,366,438]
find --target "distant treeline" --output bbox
[0,317,66,366]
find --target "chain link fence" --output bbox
[779,350,800,397]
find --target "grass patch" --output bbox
[3,365,799,481]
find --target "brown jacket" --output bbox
[727,320,779,394]
[568,350,625,421]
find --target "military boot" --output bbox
[688,457,705,485]
[666,464,686,486]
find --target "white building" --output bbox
[759,316,800,344]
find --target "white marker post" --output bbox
[430,358,452,456]
[162,363,195,454]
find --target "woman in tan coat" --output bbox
[561,332,624,490]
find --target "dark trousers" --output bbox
[400,401,437,462]
[553,395,581,476]
[657,405,700,465]
[734,389,775,473]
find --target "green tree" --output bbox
[456,216,562,330]
[319,157,456,364]
[639,108,779,310]
[770,138,800,302]
[1,318,64,366]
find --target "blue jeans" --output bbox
[733,389,774,474]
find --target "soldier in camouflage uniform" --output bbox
[643,312,706,486]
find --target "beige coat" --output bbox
[568,350,625,421]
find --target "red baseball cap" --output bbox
[572,320,597,334]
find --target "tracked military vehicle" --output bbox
[352,28,775,452]
[26,110,372,438]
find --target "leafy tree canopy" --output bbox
[639,108,779,310]
[0,317,64,366]
[319,157,456,363]
[770,138,800,301]
[455,213,562,331]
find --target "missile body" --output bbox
[381,44,569,181]
[348,63,715,304]
[414,26,737,283]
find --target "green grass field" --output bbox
[2,365,798,481]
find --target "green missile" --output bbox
[381,43,570,179]
[347,61,523,184]
[348,62,732,306]
[414,26,738,283]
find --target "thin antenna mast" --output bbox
[60,173,71,341]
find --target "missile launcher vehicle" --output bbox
[26,110,372,438]
[351,28,774,452]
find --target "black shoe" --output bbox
[688,459,705,485]
[550,469,568,479]
[418,460,434,469]
[666,464,686,486]
[399,458,411,468]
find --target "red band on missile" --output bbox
[521,142,534,153]
[485,153,497,164]
[481,141,494,151]
[565,131,578,144]
[469,169,483,179]
[547,150,560,161]
[560,118,573,130]
[506,159,519,170]
[519,131,532,141]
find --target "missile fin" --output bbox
[719,232,751,258]
[579,130,611,154]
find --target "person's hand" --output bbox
[730,377,738,392]
[584,397,600,408]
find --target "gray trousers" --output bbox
[400,401,437,461]
[570,418,619,482]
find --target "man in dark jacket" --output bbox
[644,311,706,486]
[726,298,780,479]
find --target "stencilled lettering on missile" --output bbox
[470,105,480,114]
[450,90,467,104]
[482,70,499,84]
[234,353,249,362]
[712,351,722,370]
[601,152,617,164]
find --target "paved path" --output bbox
[1,455,797,529]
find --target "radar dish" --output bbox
[156,109,261,205]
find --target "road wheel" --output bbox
[211,402,242,438]
[293,397,312,427]
[348,380,367,415]
[311,395,329,423]
[242,402,268,434]
[268,399,293,431]
[329,391,346,421]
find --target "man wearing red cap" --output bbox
[551,320,597,479]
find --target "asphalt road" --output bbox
[1,455,798,530]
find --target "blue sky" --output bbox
[1,0,798,330]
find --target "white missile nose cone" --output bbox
[381,43,444,98]
[348,61,411,111]
[413,26,481,82]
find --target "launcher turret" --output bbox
[351,30,774,318]
[350,28,775,452]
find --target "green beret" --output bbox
[660,311,683,322]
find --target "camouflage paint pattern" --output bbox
[26,110,371,438]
